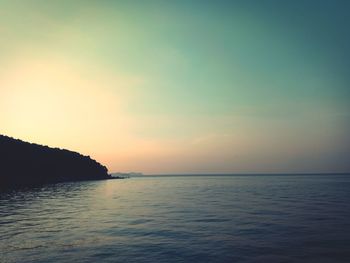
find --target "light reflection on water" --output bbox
[1,175,350,263]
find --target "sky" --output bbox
[0,0,349,174]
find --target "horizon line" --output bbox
[112,172,350,176]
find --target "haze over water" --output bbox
[1,174,350,263]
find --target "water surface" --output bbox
[1,175,350,262]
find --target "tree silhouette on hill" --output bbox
[0,134,111,188]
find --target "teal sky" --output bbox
[1,0,349,173]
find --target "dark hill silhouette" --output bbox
[0,134,111,188]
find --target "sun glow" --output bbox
[0,55,142,165]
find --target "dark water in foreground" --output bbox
[1,175,350,263]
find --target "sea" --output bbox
[1,174,350,263]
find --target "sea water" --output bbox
[1,174,350,263]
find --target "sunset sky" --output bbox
[1,0,349,174]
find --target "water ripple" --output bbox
[1,175,350,262]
